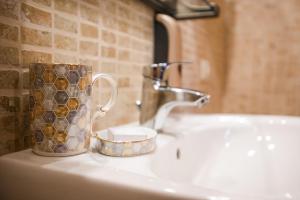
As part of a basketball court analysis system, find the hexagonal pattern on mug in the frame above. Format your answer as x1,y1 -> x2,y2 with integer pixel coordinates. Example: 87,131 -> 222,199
67,71 -> 80,84
55,77 -> 69,90
54,105 -> 69,118
54,91 -> 69,104
43,70 -> 57,83
54,118 -> 69,132
67,98 -> 79,110
42,124 -> 56,138
30,63 -> 93,155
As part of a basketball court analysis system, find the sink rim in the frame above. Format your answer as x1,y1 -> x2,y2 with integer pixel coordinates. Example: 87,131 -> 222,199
1,113 -> 299,200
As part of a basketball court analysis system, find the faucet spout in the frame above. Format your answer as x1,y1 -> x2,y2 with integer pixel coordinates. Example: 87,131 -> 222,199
138,62 -> 210,131
152,86 -> 210,130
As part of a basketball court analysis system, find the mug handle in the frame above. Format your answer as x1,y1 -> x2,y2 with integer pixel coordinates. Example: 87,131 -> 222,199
91,73 -> 118,133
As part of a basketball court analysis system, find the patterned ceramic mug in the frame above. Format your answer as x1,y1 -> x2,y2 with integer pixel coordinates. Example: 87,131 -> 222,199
29,63 -> 117,156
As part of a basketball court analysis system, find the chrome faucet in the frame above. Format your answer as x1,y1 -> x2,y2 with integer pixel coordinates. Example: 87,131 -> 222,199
137,62 -> 210,131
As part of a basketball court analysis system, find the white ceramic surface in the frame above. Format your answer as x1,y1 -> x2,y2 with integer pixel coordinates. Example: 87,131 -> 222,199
0,114 -> 299,200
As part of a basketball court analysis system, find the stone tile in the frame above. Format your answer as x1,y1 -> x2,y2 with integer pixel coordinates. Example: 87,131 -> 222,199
21,3 -> 51,27
54,53 -> 78,64
21,26 -> 51,47
0,115 -> 18,134
54,0 -> 77,15
117,4 -> 130,19
80,4 -> 99,24
101,46 -> 116,58
22,94 -> 29,112
100,61 -> 117,73
80,41 -> 98,56
118,20 -> 129,33
119,0 -> 131,6
0,96 -> 20,112
23,135 -> 32,149
33,0 -> 51,7
0,0 -> 19,19
118,49 -> 130,61
0,0 -> 156,156
80,23 -> 98,38
23,71 -> 29,89
0,23 -> 18,41
21,50 -> 52,64
0,46 -> 19,65
117,77 -> 130,88
54,34 -> 77,51
83,0 -> 100,7
102,0 -> 116,15
117,35 -> 130,48
79,58 -> 98,69
0,139 -> 15,156
102,15 -> 117,29
54,14 -> 78,33
101,30 -> 116,44
0,70 -> 19,89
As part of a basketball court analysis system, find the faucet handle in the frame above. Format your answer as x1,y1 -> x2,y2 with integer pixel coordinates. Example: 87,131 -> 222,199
143,61 -> 191,83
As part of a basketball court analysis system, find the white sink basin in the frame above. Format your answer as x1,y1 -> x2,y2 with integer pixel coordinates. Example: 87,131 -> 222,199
152,114 -> 300,200
0,114 -> 299,200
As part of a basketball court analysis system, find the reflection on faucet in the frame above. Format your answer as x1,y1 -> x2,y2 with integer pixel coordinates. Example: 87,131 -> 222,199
138,62 -> 210,130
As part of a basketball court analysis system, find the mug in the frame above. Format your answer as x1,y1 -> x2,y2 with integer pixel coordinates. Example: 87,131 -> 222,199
29,63 -> 117,156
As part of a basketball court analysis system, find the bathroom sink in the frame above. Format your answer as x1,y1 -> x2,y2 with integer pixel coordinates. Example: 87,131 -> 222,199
152,114 -> 300,200
0,114 -> 299,200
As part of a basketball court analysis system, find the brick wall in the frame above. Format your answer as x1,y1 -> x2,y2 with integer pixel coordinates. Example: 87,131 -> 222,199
178,0 -> 226,113
0,0 -> 154,155
222,0 -> 300,115
1,0 -> 299,155
178,0 -> 300,116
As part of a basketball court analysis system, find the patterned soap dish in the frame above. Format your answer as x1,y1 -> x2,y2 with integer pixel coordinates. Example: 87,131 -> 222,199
95,126 -> 157,157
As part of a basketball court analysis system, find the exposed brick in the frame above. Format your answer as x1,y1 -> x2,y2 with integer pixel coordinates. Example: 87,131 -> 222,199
117,5 -> 130,19
0,0 -> 19,19
0,96 -> 20,112
0,46 -> 19,64
0,0 -> 155,156
100,61 -> 117,73
79,58 -> 98,69
117,77 -> 130,88
32,0 -> 51,7
0,115 -> 18,134
118,20 -> 129,33
80,23 -> 98,38
54,34 -> 77,51
102,15 -> 117,29
21,50 -> 52,64
0,70 -> 19,89
80,41 -> 98,56
83,0 -> 100,7
101,46 -> 116,58
23,71 -> 29,89
102,0 -> 116,15
80,4 -> 99,23
21,3 -> 51,27
118,49 -> 130,61
21,26 -> 51,47
0,23 -> 18,41
54,14 -> 77,33
118,35 -> 130,48
101,30 -> 116,44
22,94 -> 29,112
54,53 -> 77,64
54,0 -> 77,15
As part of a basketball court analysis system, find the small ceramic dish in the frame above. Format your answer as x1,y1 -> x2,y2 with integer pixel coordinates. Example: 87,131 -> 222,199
95,126 -> 157,157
